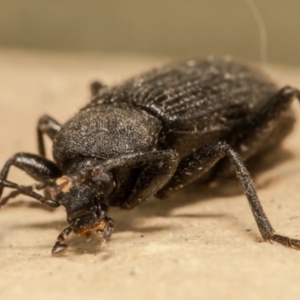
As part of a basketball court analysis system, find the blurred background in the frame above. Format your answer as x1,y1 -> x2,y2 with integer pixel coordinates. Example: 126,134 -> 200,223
0,0 -> 299,66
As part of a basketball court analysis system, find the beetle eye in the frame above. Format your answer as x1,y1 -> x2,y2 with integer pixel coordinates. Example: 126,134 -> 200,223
94,172 -> 116,196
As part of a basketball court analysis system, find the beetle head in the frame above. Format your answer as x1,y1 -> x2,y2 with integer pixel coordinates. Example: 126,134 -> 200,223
48,174 -> 115,239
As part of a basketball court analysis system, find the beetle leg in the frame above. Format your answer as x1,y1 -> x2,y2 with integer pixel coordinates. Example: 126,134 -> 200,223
89,150 -> 179,177
51,226 -> 73,256
0,181 -> 47,205
0,152 -> 62,199
96,216 -> 114,245
157,142 -> 234,197
57,151 -> 178,209
157,141 -> 300,249
37,114 -> 61,157
0,179 -> 59,207
112,151 -> 179,209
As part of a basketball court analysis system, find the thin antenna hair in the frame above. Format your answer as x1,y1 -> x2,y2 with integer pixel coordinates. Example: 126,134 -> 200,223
244,0 -> 268,68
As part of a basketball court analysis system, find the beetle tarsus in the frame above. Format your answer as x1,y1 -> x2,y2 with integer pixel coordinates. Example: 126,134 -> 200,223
102,216 -> 114,242
265,234 -> 300,250
51,226 -> 73,256
96,216 -> 114,245
51,242 -> 68,256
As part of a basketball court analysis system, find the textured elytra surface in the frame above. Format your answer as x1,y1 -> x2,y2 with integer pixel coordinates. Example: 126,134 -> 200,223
89,57 -> 278,121
85,57 -> 293,161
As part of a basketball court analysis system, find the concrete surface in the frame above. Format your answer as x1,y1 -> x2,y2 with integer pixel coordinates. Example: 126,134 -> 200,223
0,49 -> 300,300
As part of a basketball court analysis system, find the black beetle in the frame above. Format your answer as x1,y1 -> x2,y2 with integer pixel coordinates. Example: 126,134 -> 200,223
1,57 -> 300,256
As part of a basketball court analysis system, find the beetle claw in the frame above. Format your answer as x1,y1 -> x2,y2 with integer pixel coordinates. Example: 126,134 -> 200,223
85,231 -> 92,242
51,242 -> 68,256
51,226 -> 73,256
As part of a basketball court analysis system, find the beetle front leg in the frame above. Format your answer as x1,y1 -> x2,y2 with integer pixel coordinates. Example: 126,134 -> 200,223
37,115 -> 61,157
0,152 -> 62,199
113,151 -> 180,209
51,226 -> 73,256
0,179 -> 59,208
122,163 -> 178,209
62,151 -> 179,209
157,141 -> 300,249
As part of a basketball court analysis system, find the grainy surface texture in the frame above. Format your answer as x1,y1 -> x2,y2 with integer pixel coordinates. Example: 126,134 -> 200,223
0,49 -> 300,300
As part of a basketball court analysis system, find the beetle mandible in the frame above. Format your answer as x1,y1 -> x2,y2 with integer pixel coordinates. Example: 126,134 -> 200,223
1,57 -> 300,256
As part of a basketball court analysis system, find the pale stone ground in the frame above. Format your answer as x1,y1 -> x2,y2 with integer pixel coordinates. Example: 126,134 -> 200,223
0,49 -> 300,300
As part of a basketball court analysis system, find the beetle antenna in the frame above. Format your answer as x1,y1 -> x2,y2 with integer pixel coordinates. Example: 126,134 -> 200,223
244,0 -> 268,68
0,179 -> 59,208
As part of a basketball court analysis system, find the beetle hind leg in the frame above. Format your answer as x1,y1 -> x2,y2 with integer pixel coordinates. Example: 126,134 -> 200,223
266,234 -> 300,249
157,141 -> 300,250
156,86 -> 300,249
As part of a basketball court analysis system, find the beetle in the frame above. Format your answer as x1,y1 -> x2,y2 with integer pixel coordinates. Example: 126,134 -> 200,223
0,56 -> 300,256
